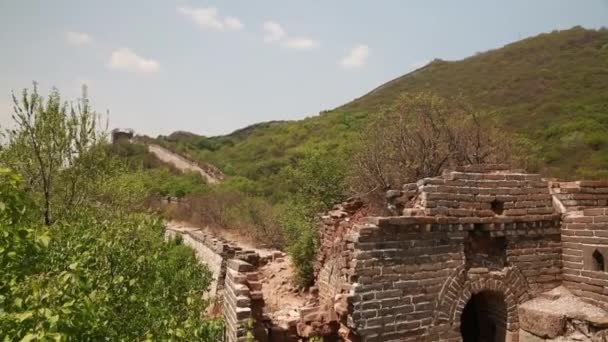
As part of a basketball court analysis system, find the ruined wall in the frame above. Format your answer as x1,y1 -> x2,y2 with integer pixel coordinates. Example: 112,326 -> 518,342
405,165 -> 554,218
550,180 -> 608,212
397,167 -> 563,294
347,217 -> 464,342
344,213 -> 560,342
222,259 -> 266,342
315,198 -> 363,305
165,226 -> 261,297
319,167 -> 568,341
506,227 -> 562,294
166,229 -> 225,295
561,208 -> 608,311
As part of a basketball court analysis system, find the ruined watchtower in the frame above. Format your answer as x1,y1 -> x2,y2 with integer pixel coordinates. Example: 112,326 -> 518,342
187,164 -> 607,341
312,164 -> 608,341
111,128 -> 134,144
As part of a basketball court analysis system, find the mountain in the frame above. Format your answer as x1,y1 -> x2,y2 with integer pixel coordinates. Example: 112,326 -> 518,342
157,26 -> 608,183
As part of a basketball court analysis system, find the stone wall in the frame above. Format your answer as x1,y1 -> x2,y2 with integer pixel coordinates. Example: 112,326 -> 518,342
315,198 -> 363,305
165,226 -> 261,297
346,217 -> 464,342
550,180 -> 608,212
397,165 -> 554,218
561,208 -> 608,311
313,166 -> 608,341
506,232 -> 562,294
344,213 -> 560,341
310,167 -> 575,341
223,259 -> 266,342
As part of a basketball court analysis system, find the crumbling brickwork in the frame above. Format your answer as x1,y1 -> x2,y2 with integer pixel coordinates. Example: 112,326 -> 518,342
223,259 -> 266,342
345,214 -> 555,341
169,165 -> 608,342
550,180 -> 608,212
315,198 -> 363,305
165,226 -> 260,296
313,165 -> 607,341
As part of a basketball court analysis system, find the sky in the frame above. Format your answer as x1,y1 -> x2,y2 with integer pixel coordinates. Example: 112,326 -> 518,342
0,1 -> 607,137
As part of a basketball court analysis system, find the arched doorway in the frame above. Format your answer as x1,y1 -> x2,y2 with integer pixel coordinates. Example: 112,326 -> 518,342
460,291 -> 507,342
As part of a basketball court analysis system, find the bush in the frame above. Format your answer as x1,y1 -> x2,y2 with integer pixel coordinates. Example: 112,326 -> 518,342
0,172 -> 223,340
351,92 -> 519,207
279,200 -> 318,286
0,86 -> 223,340
279,149 -> 346,286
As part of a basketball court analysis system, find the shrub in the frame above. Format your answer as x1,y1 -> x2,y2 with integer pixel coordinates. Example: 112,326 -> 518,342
0,171 -> 223,340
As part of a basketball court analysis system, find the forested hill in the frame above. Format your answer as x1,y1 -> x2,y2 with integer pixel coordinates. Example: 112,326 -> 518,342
157,26 -> 608,183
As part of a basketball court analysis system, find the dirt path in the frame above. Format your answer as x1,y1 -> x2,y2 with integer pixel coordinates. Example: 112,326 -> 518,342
148,144 -> 222,184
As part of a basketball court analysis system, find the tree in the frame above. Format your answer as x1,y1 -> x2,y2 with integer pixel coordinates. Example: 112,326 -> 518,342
351,92 -> 517,205
1,84 -> 110,225
280,149 -> 346,286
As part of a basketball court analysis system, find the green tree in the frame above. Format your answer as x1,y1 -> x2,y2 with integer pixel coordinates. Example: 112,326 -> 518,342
2,84 -> 111,225
280,149 -> 346,286
0,86 -> 224,340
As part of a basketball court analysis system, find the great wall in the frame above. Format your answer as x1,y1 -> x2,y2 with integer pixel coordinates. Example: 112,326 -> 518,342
158,161 -> 608,341
110,131 -> 608,341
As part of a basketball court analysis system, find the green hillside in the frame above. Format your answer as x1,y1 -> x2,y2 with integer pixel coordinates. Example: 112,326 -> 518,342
157,26 -> 608,184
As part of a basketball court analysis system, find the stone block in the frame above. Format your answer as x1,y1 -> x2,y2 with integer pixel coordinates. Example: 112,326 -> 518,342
518,305 -> 565,339
227,259 -> 253,272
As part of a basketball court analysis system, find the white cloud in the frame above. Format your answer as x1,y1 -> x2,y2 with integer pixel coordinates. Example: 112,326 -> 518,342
66,31 -> 93,46
263,21 -> 318,50
177,6 -> 243,31
284,37 -> 319,50
340,45 -> 369,69
224,16 -> 243,30
263,21 -> 286,42
108,48 -> 160,74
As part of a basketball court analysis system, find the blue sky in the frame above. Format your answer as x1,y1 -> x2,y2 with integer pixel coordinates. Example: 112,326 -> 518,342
1,1 -> 607,136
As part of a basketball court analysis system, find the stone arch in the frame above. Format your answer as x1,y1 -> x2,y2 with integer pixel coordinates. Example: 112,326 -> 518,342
433,266 -> 531,332
450,267 -> 531,333
460,290 -> 508,342
433,265 -> 466,325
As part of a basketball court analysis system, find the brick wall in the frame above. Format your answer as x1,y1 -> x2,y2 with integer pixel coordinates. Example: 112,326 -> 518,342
550,181 -> 608,212
415,168 -> 554,218
315,199 -> 362,305
506,231 -> 562,294
165,227 -> 261,297
561,208 -> 608,311
346,217 -> 464,342
222,259 -> 265,342
344,214 -> 559,341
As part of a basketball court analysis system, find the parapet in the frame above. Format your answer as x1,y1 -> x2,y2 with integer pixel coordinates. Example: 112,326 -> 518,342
388,164 -> 556,220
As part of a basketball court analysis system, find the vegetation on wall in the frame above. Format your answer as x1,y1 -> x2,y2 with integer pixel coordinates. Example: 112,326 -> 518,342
350,92 -> 521,205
